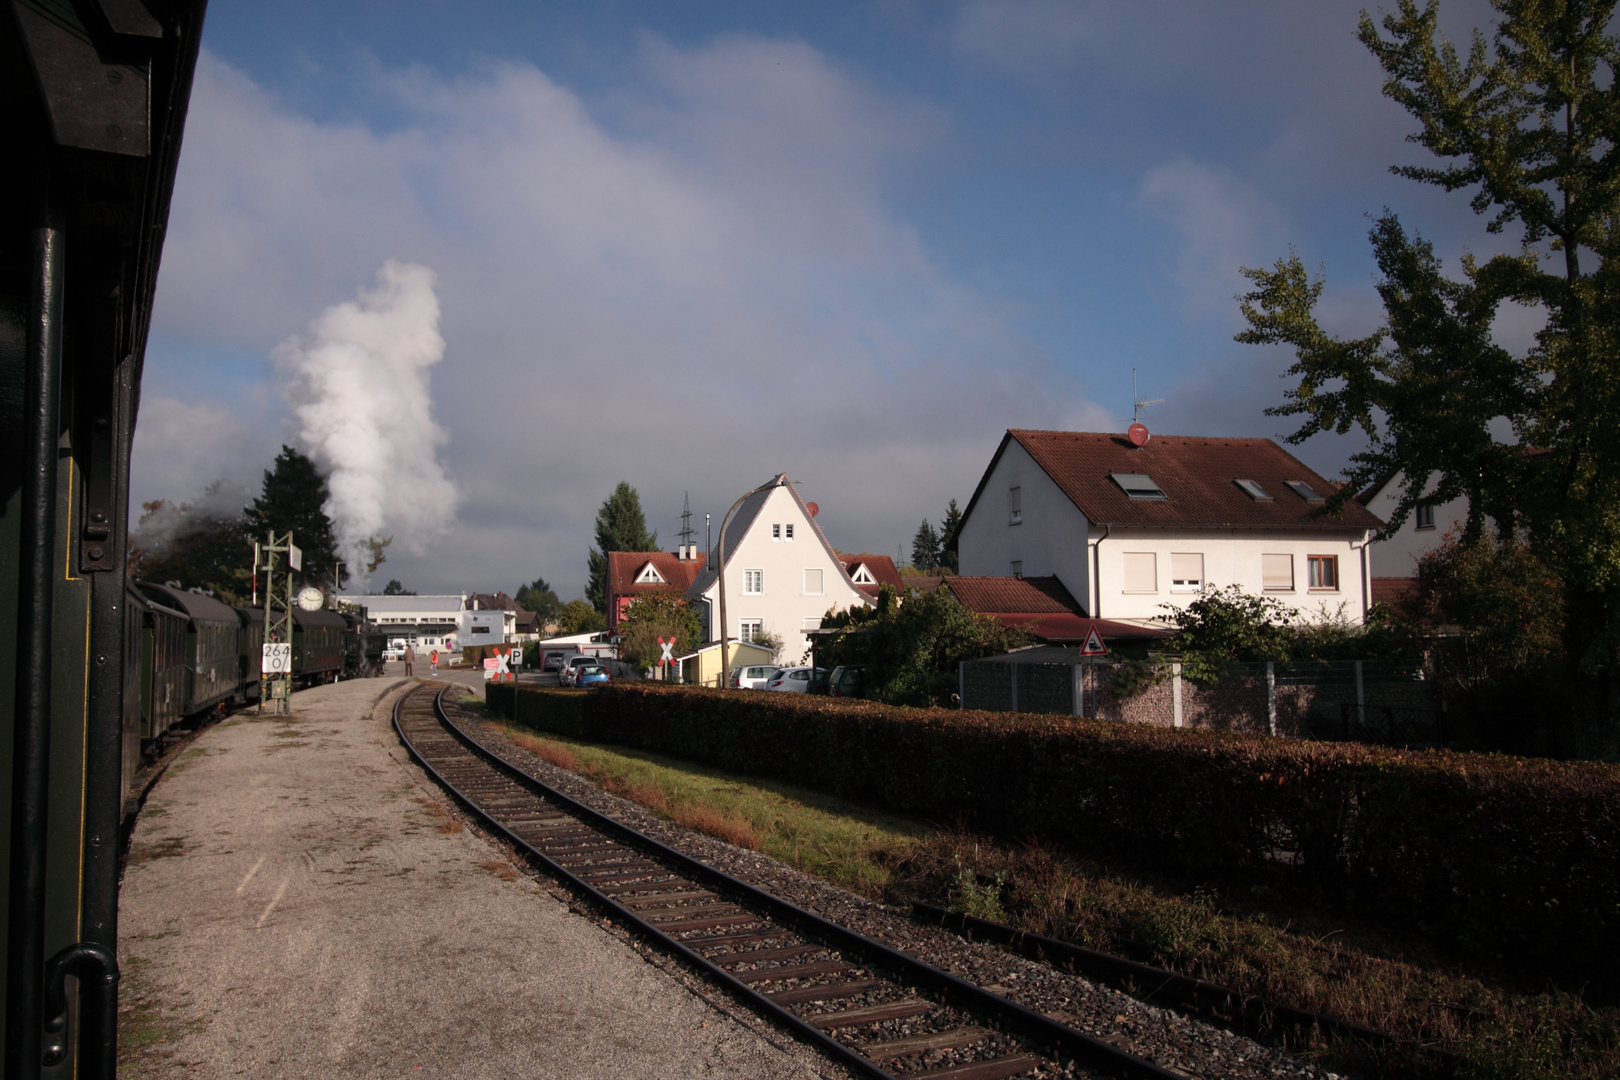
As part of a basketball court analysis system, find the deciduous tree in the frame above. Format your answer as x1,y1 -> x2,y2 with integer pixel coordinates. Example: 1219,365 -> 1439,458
617,593 -> 700,669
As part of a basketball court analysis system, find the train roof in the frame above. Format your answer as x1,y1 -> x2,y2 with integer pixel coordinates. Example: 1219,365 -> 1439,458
136,582 -> 241,624
293,607 -> 349,630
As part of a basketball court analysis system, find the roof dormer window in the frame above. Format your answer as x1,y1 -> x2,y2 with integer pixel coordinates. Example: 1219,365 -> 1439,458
1110,472 -> 1167,501
1285,480 -> 1325,503
851,565 -> 876,584
1234,479 -> 1273,501
634,562 -> 666,584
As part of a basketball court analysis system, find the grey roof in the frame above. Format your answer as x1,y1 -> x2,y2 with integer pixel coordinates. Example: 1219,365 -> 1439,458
338,594 -> 465,616
137,581 -> 240,624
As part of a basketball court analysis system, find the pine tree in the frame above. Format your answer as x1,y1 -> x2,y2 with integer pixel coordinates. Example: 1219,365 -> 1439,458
382,579 -> 416,596
911,519 -> 941,573
246,446 -> 342,589
516,576 -> 560,620
585,482 -> 658,613
938,498 -> 963,575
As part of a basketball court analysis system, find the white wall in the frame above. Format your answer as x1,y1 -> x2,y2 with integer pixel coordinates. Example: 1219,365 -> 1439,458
1097,528 -> 1371,624
695,485 -> 868,663
1364,471 -> 1468,578
958,439 -> 1093,608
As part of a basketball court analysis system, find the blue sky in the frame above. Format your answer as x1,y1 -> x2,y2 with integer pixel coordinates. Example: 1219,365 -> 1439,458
132,0 -> 1523,598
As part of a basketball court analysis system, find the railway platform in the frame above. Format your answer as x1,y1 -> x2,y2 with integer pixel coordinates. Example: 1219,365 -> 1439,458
116,677 -> 833,1079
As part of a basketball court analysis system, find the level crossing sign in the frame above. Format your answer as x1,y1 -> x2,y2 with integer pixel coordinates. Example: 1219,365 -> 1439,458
1080,624 -> 1108,656
483,653 -> 513,681
658,636 -> 675,664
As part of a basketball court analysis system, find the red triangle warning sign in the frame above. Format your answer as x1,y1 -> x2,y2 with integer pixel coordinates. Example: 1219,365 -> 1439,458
1080,624 -> 1108,656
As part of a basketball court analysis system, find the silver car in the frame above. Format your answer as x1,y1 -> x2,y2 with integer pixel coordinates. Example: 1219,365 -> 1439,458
766,666 -> 825,693
729,664 -> 779,690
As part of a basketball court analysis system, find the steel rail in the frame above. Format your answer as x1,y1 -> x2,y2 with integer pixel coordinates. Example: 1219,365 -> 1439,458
393,683 -> 1186,1080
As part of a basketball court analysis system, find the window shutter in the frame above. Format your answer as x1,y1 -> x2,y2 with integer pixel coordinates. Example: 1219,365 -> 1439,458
1262,554 -> 1293,591
1123,553 -> 1156,592
1170,553 -> 1203,587
803,568 -> 823,594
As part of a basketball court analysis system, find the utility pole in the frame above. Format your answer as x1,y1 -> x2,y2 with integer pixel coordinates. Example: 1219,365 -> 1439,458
260,531 -> 300,715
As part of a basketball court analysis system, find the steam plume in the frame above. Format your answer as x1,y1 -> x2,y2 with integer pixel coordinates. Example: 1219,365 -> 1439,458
275,261 -> 458,587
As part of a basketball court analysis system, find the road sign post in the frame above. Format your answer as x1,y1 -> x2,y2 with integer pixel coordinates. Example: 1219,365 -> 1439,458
260,531 -> 296,715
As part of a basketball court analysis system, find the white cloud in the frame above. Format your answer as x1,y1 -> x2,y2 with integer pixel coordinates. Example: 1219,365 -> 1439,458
1136,160 -> 1286,322
141,44 -> 1099,596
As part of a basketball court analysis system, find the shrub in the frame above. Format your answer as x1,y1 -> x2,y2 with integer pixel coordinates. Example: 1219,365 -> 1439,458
506,681 -> 1620,986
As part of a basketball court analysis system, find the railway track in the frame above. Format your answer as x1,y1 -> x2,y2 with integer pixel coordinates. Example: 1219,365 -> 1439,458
394,682 -> 1188,1080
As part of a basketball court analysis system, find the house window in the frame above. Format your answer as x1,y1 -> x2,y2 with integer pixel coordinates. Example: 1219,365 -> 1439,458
1123,552 -> 1156,592
851,565 -> 876,585
1262,553 -> 1294,592
740,619 -> 762,642
785,523 -> 794,540
802,617 -> 821,631
1170,553 -> 1203,592
1308,555 -> 1338,590
1415,502 -> 1436,530
1234,479 -> 1273,501
1011,560 -> 1023,578
634,562 -> 665,584
743,569 -> 763,594
803,568 -> 824,595
1008,486 -> 1022,525
772,524 -> 781,540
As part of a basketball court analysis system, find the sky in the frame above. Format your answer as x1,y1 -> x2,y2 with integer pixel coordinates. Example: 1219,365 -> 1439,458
130,0 -> 1526,599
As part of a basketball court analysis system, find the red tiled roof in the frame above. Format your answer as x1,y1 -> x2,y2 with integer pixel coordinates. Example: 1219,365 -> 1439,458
966,430 -> 1384,532
947,575 -> 1080,614
901,575 -> 946,593
607,551 -> 707,597
839,554 -> 905,598
989,613 -> 1172,641
1370,577 -> 1420,607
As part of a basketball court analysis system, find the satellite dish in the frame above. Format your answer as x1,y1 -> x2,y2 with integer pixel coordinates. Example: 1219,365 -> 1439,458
297,586 -> 325,612
806,502 -> 819,517
1127,423 -> 1150,447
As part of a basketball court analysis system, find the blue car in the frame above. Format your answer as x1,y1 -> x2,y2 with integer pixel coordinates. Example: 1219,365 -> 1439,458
577,664 -> 611,686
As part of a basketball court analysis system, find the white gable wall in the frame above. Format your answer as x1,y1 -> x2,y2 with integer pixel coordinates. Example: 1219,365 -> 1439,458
958,439 -> 1093,609
1364,471 -> 1469,578
694,485 -> 868,664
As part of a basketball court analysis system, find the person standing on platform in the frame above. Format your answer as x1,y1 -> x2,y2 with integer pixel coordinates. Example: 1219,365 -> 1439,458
430,649 -> 438,676
404,643 -> 415,677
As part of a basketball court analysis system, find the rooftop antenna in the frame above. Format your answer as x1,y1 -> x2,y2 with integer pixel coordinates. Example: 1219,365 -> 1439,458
1129,369 -> 1164,448
1132,368 -> 1164,424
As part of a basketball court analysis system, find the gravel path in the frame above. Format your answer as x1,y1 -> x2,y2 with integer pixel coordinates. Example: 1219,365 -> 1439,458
449,695 -> 1340,1080
117,678 -> 844,1080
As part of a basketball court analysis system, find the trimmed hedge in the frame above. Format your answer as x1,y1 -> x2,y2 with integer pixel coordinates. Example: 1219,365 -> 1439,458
503,682 -> 1620,983
484,681 -> 515,716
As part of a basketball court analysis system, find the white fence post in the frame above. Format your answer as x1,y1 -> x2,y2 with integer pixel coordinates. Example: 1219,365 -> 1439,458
1266,661 -> 1277,736
1172,662 -> 1183,728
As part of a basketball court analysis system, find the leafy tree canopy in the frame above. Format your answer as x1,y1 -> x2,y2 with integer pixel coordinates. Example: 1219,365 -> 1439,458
556,598 -> 606,635
130,485 -> 252,603
1237,0 -> 1620,713
382,579 -> 416,596
617,593 -> 701,669
515,576 -> 560,619
586,481 -> 658,613
817,585 -> 1031,707
246,446 -> 343,589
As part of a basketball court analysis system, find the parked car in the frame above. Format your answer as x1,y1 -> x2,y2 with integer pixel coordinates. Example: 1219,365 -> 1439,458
766,666 -> 825,693
827,665 -> 870,699
730,664 -> 780,690
577,664 -> 611,686
561,653 -> 609,686
541,649 -> 576,673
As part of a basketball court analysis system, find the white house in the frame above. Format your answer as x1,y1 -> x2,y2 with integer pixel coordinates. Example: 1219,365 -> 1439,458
685,474 -> 871,662
341,593 -> 464,652
1357,471 -> 1469,578
956,430 -> 1386,626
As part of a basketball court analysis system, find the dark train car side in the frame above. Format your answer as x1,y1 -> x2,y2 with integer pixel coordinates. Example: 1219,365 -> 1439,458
233,604 -> 265,703
137,582 -> 243,715
293,607 -> 347,685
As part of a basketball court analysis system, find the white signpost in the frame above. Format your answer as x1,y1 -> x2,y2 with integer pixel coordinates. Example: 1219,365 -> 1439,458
261,642 -> 292,675
287,543 -> 302,572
